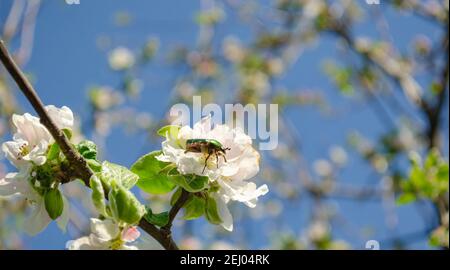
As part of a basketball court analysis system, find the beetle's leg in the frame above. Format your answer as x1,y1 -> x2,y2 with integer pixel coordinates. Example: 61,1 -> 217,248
216,151 -> 219,168
203,152 -> 212,174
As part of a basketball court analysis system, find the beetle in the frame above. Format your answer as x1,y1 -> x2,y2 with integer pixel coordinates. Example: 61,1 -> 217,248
185,139 -> 231,173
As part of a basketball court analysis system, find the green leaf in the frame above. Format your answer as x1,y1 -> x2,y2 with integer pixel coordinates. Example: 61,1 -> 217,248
131,151 -> 176,194
205,195 -> 222,225
109,184 -> 145,224
89,175 -> 108,217
144,207 -> 169,227
62,128 -> 72,140
170,188 -> 182,206
46,143 -> 60,161
401,150 -> 449,202
158,163 -> 178,175
428,226 -> 449,248
167,171 -> 209,193
183,195 -> 206,220
86,159 -> 102,173
157,125 -> 180,139
101,161 -> 139,189
44,189 -> 64,220
397,193 -> 416,205
76,140 -> 98,160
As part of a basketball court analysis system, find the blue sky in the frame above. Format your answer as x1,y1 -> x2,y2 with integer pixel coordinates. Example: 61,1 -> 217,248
0,0 -> 448,249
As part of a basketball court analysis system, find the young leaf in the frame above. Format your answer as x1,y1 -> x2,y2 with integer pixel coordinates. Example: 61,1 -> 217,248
183,195 -> 206,220
170,188 -> 182,206
167,172 -> 209,193
86,159 -> 102,173
157,125 -> 180,139
101,161 -> 139,189
144,207 -> 169,227
76,140 -> 98,160
396,193 -> 416,205
131,151 -> 176,194
62,128 -> 73,140
109,184 -> 145,224
44,189 -> 64,220
89,175 -> 108,217
205,195 -> 222,225
46,143 -> 60,161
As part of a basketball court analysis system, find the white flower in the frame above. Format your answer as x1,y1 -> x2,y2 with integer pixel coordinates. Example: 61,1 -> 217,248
223,36 -> 245,63
66,218 -> 140,250
307,221 -> 329,242
2,113 -> 51,168
0,105 -> 74,234
46,105 -> 74,130
157,115 -> 268,231
0,171 -> 70,235
108,47 -> 135,71
313,159 -> 333,177
1,105 -> 74,169
329,146 -> 348,167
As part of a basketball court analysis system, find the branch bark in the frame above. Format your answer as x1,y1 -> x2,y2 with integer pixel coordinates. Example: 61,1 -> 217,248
0,39 -> 187,250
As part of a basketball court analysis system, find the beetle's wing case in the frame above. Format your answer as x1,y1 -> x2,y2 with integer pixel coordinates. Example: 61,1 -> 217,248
208,139 -> 223,148
186,139 -> 206,144
185,142 -> 203,152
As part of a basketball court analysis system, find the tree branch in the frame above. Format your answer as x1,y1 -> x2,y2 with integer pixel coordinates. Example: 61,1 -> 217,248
0,39 -> 92,183
162,189 -> 191,232
0,39 -> 185,250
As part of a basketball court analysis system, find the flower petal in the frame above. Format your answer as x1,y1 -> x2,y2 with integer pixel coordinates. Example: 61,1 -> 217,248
219,180 -> 268,208
45,105 -> 74,130
66,237 -> 100,250
56,194 -> 70,232
213,193 -> 233,232
122,226 -> 140,242
120,244 -> 139,250
90,218 -> 120,241
24,198 -> 52,236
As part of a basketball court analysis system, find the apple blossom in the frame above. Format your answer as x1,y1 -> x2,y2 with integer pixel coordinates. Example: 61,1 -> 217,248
66,218 -> 140,250
45,105 -> 74,130
0,105 -> 74,235
1,105 -> 74,169
0,171 -> 70,235
156,115 -> 268,231
2,113 -> 51,168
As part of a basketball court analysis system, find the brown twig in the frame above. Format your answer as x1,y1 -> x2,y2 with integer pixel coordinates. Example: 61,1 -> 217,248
162,189 -> 191,231
0,39 -> 188,250
0,40 -> 92,182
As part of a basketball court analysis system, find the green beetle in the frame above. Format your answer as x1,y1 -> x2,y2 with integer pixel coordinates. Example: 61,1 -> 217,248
185,139 -> 231,173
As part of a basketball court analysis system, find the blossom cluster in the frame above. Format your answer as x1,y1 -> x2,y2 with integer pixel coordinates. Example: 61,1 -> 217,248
1,106 -> 269,249
0,106 -> 73,235
155,115 -> 268,231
